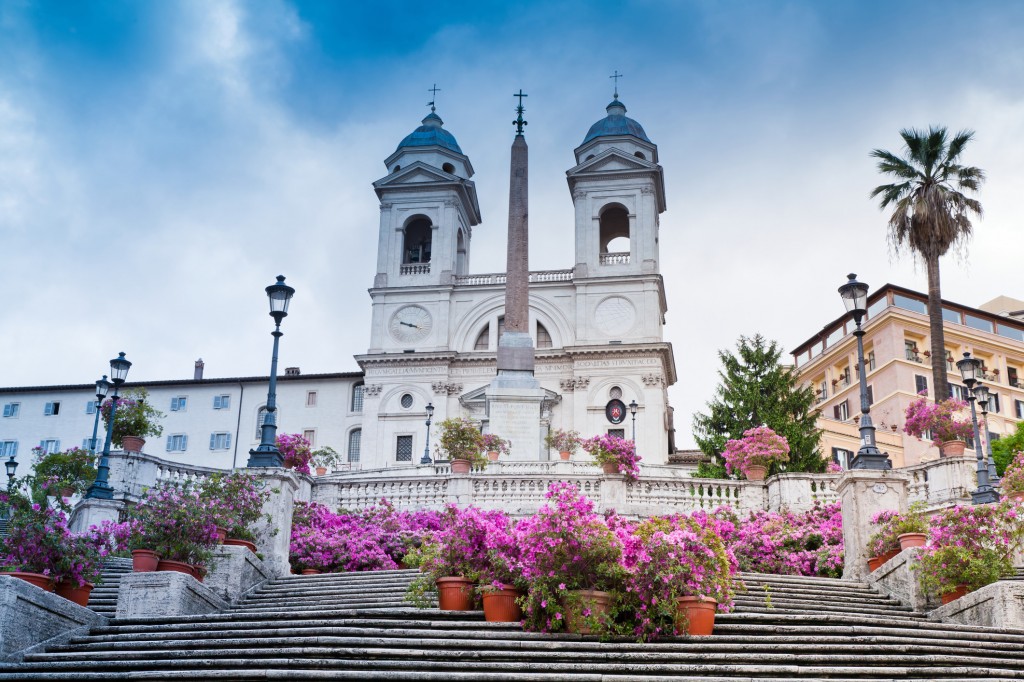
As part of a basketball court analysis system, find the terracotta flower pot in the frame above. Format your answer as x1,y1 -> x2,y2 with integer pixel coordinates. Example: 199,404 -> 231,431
881,548 -> 901,565
436,577 -> 475,611
867,556 -> 884,572
942,584 -> 970,604
450,458 -> 472,474
745,465 -> 768,482
121,435 -> 146,453
562,589 -> 612,635
487,451 -> 500,462
559,451 -> 571,460
223,538 -> 258,553
481,585 -> 523,622
55,580 -> 94,607
215,527 -> 228,544
131,549 -> 160,572
60,487 -> 75,498
676,596 -> 717,636
301,569 -> 321,575
315,466 -> 328,476
939,440 -> 966,457
601,462 -> 619,475
10,572 -> 55,592
898,532 -> 927,550
191,566 -> 207,582
156,559 -> 194,575
1009,491 -> 1024,503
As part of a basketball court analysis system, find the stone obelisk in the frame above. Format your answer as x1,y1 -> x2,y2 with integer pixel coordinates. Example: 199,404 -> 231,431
487,91 -> 546,460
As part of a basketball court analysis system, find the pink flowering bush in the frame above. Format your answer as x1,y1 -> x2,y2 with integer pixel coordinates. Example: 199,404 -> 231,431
918,501 -> 1024,596
721,426 -> 790,479
728,502 -> 844,577
198,472 -> 271,541
480,434 -> 510,457
123,483 -> 220,566
582,434 -> 642,483
276,433 -> 313,474
1001,451 -> 1024,494
903,395 -> 973,446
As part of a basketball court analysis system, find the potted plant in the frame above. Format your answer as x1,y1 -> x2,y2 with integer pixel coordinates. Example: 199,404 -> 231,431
434,418 -> 485,473
31,447 -> 97,498
132,483 -> 219,575
480,434 -> 509,462
581,434 -> 641,483
865,510 -> 902,571
100,388 -> 164,452
516,483 -> 625,635
310,446 -> 341,476
903,395 -> 973,456
276,433 -> 314,474
627,515 -> 737,637
893,502 -> 929,550
0,491 -> 69,592
721,426 -> 790,482
1001,451 -> 1024,502
198,472 -> 270,553
54,533 -> 106,607
544,429 -> 581,460
478,520 -> 527,622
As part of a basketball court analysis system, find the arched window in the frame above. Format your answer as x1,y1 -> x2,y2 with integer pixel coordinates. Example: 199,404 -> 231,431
403,217 -> 432,264
537,322 -> 553,348
351,382 -> 364,412
348,429 -> 361,463
456,229 -> 467,275
634,151 -> 646,160
474,324 -> 489,350
255,407 -> 270,439
599,204 -> 630,255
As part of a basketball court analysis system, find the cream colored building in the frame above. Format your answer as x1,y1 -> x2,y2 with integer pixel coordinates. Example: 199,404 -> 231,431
792,286 -> 1024,468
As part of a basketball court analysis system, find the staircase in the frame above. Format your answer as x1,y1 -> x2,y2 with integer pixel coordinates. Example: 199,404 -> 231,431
3,569 -> 1024,680
85,558 -> 133,618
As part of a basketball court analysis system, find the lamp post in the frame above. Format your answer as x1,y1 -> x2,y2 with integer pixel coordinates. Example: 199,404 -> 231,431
837,274 -> 891,470
89,376 -> 111,453
248,275 -> 296,468
956,352 -> 999,504
5,454 -> 17,491
629,400 -> 638,442
86,352 -> 132,499
421,402 -> 435,465
970,383 -> 1000,487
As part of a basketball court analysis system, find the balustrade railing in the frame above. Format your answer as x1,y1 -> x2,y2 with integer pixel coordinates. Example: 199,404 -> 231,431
400,263 -> 430,275
599,252 -> 630,265
453,269 -> 574,286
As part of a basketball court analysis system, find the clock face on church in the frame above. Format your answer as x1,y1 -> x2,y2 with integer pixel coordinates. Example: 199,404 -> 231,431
389,305 -> 433,343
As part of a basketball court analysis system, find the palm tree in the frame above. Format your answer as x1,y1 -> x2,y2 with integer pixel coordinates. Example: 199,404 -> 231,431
870,127 -> 985,402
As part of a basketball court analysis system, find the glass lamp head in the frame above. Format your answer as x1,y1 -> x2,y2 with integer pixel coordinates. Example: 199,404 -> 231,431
425,402 -> 435,418
972,383 -> 990,409
956,352 -> 981,386
266,275 -> 296,320
95,375 -> 111,400
629,400 -> 638,415
109,352 -> 132,385
5,455 -> 17,478
838,273 -> 869,315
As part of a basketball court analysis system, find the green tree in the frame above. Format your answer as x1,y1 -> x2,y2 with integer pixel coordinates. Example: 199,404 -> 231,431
871,127 -> 985,402
992,421 -> 1024,476
692,334 -> 823,476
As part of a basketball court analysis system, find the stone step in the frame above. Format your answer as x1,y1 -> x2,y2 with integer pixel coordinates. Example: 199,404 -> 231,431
736,581 -> 883,599
232,601 -> 412,613
731,590 -> 905,609
245,586 -> 412,600
731,602 -> 925,619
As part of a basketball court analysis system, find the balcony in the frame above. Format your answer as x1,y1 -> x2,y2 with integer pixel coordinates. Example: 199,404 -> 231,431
1011,378 -> 1022,389
400,263 -> 430,275
905,350 -> 923,363
600,252 -> 630,265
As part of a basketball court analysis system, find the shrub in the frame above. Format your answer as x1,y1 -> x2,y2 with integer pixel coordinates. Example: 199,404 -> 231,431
903,395 -> 973,446
100,388 -> 164,447
544,429 -> 582,454
581,434 -> 641,483
1001,451 -> 1024,494
721,426 -> 790,479
198,472 -> 270,541
31,447 -> 97,497
276,433 -> 313,474
480,434 -> 509,457
435,418 -> 485,465
124,483 -> 219,566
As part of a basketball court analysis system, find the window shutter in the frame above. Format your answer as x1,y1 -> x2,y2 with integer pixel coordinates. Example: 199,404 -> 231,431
225,433 -> 231,449
181,435 -> 188,450
866,385 -> 874,405
210,434 -> 216,450
166,436 -> 172,451
833,405 -> 840,419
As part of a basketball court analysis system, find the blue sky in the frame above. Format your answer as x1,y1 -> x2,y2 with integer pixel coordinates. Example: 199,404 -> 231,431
3,0 -> 1023,448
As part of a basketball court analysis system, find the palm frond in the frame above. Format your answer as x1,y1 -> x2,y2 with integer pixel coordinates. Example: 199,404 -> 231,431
945,130 -> 976,164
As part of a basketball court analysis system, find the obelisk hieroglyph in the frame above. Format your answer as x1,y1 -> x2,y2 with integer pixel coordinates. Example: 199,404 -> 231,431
486,91 -> 547,460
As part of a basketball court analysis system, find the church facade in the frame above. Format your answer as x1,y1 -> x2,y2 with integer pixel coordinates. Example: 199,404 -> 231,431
0,97 -> 679,470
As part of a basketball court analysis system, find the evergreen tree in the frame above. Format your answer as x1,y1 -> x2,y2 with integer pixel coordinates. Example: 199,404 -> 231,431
692,334 -> 823,476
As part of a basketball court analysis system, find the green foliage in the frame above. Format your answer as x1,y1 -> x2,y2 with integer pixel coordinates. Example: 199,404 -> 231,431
692,334 -> 823,475
691,460 -> 728,479
30,447 -> 97,497
435,417 -> 485,465
992,421 -> 1024,476
101,388 -> 165,447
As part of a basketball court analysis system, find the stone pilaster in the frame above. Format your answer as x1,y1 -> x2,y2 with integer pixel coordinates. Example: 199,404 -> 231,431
68,498 -> 123,534
837,469 -> 909,581
239,468 -> 303,577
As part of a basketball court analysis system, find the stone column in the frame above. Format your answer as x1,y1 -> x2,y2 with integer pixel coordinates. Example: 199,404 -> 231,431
837,470 -> 909,581
239,468 -> 302,577
68,498 -> 123,533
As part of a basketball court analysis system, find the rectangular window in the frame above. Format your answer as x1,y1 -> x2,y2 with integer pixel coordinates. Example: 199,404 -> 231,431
348,429 -> 362,463
988,393 -> 1001,414
825,326 -> 844,348
213,395 -> 231,410
942,307 -> 962,325
996,323 -> 1024,342
867,350 -> 876,372
915,375 -> 928,395
166,434 -> 188,452
867,296 -> 888,320
893,294 -> 927,315
608,428 -> 625,439
866,385 -> 874,405
170,396 -> 188,412
1008,367 -> 1020,388
85,401 -> 96,415
44,401 -> 60,416
949,384 -> 967,401
306,391 -> 318,408
0,441 -> 16,457
38,439 -> 60,455
1015,400 -> 1024,419
2,403 -> 20,418
834,401 -> 850,421
209,432 -> 231,450
351,385 -> 364,413
832,447 -> 854,470
964,314 -> 994,334
396,435 -> 413,462
904,341 -> 921,362
303,429 -> 316,447
81,437 -> 99,450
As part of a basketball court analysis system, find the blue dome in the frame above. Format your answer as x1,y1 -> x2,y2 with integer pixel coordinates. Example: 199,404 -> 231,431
582,100 -> 651,145
397,113 -> 463,154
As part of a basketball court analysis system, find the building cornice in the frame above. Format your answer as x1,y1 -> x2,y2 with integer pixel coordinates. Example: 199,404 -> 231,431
0,371 -> 364,395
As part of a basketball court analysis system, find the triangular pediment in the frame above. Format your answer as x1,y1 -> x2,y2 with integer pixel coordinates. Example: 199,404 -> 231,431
374,161 -> 456,187
567,148 -> 656,176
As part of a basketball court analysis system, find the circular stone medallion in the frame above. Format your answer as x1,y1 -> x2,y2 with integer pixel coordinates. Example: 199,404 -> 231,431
594,297 -> 637,336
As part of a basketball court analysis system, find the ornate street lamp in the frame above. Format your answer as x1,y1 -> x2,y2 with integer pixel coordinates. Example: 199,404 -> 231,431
86,352 -> 131,499
5,454 -> 17,490
248,276 -> 296,467
629,400 -> 638,442
837,274 -> 890,469
421,402 -> 435,465
88,376 -> 111,453
956,352 -> 999,504
971,384 -> 1000,486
